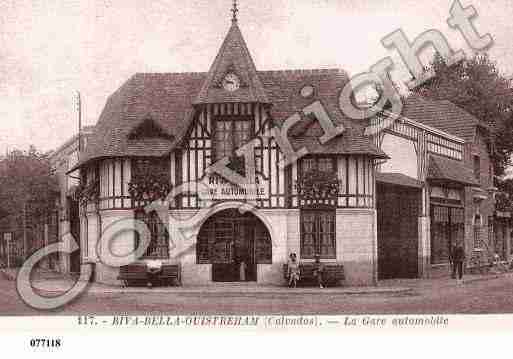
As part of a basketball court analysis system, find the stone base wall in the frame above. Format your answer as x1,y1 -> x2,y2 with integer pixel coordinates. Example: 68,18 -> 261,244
94,261 -> 123,285
89,205 -> 379,287
181,264 -> 211,285
258,264 -> 285,285
336,209 -> 377,286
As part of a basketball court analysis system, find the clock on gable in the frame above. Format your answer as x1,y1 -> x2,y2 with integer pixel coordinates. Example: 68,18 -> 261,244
222,73 -> 240,92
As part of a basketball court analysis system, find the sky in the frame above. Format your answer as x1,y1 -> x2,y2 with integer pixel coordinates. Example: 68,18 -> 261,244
1,0 -> 513,155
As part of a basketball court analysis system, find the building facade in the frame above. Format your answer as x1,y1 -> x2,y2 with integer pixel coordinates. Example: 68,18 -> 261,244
69,15 -> 389,286
58,11 -> 505,286
374,96 -> 505,279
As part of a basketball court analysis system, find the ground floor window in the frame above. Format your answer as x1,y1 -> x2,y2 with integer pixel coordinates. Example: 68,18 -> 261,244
511,230 -> 513,256
493,219 -> 507,260
473,214 -> 483,250
134,210 -> 169,259
430,205 -> 464,264
300,210 -> 336,259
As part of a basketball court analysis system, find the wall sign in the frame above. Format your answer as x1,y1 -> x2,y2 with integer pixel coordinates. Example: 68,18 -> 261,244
200,174 -> 269,201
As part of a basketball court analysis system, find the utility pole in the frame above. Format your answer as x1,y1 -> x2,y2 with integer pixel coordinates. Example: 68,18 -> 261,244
4,233 -> 12,268
6,238 -> 10,268
76,91 -> 82,154
23,201 -> 28,261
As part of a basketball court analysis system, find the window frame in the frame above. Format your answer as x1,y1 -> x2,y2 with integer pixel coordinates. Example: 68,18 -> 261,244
299,156 -> 337,177
212,115 -> 254,161
473,213 -> 483,250
134,210 -> 170,260
300,209 -> 336,260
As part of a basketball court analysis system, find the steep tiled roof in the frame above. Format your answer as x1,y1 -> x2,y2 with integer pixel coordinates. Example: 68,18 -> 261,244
402,96 -> 479,142
73,69 -> 387,170
77,73 -> 205,166
194,22 -> 269,104
428,155 -> 478,186
259,69 -> 387,158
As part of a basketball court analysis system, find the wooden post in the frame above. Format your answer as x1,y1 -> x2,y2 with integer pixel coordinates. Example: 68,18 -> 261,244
77,91 -> 82,154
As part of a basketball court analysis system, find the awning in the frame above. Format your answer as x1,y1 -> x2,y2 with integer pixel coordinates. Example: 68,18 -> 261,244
427,155 -> 478,186
376,172 -> 423,189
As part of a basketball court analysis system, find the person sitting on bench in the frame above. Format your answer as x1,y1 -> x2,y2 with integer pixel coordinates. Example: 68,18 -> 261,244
313,254 -> 325,288
287,253 -> 300,288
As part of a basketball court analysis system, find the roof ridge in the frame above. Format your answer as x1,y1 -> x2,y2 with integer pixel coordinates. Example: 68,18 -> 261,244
258,68 -> 347,75
133,72 -> 207,77
129,69 -> 349,78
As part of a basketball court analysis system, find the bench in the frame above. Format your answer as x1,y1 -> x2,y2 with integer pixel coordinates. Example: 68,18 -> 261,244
283,262 -> 345,287
118,263 -> 181,287
159,263 -> 181,286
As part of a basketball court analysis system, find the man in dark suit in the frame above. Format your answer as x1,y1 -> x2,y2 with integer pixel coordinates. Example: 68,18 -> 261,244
450,241 -> 465,281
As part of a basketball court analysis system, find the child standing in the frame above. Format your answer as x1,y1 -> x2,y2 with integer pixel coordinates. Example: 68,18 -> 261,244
287,253 -> 300,288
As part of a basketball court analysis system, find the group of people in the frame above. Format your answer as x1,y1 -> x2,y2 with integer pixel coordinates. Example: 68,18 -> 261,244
286,241 -> 467,288
287,253 -> 325,288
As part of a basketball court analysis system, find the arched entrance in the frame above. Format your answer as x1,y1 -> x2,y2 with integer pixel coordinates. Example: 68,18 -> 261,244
197,209 -> 272,282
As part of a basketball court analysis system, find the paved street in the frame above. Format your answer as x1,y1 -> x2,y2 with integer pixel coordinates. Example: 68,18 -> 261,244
1,273 -> 513,315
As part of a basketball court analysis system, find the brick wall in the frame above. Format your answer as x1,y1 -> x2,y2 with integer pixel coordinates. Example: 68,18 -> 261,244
463,127 -> 495,265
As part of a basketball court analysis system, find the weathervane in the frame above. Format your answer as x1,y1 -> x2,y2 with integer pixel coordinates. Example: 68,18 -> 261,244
231,0 -> 239,23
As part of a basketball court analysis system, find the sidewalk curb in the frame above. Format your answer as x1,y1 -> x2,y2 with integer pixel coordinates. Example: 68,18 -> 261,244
30,283 -> 414,296
17,271 -> 511,296
463,273 -> 507,284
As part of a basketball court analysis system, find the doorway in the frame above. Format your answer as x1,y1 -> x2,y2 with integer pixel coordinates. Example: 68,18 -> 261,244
68,196 -> 81,273
197,209 -> 272,282
377,183 -> 420,279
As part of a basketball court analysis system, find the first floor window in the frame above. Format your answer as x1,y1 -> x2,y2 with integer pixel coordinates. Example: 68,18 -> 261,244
300,156 -> 335,175
300,210 -> 336,259
214,116 -> 252,161
135,210 -> 169,259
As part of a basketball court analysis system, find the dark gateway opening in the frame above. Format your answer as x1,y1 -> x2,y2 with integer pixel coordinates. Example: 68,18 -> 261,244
197,209 -> 272,282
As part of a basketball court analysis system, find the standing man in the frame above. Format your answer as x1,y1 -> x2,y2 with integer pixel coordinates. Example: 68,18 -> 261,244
313,254 -> 325,288
452,240 -> 466,282
449,243 -> 457,279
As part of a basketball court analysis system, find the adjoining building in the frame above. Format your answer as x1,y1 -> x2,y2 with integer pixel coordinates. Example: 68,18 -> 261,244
48,126 -> 95,273
373,96 -> 505,279
58,7 -> 506,286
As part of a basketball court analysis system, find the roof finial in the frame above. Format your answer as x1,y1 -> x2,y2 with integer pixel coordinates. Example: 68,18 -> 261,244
231,0 -> 239,23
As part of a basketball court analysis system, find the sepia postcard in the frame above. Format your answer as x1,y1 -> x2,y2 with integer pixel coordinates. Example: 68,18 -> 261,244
1,0 -> 513,355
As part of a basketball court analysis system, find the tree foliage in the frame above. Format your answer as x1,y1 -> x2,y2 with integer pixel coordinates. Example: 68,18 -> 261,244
0,146 -> 59,220
413,53 -> 513,177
